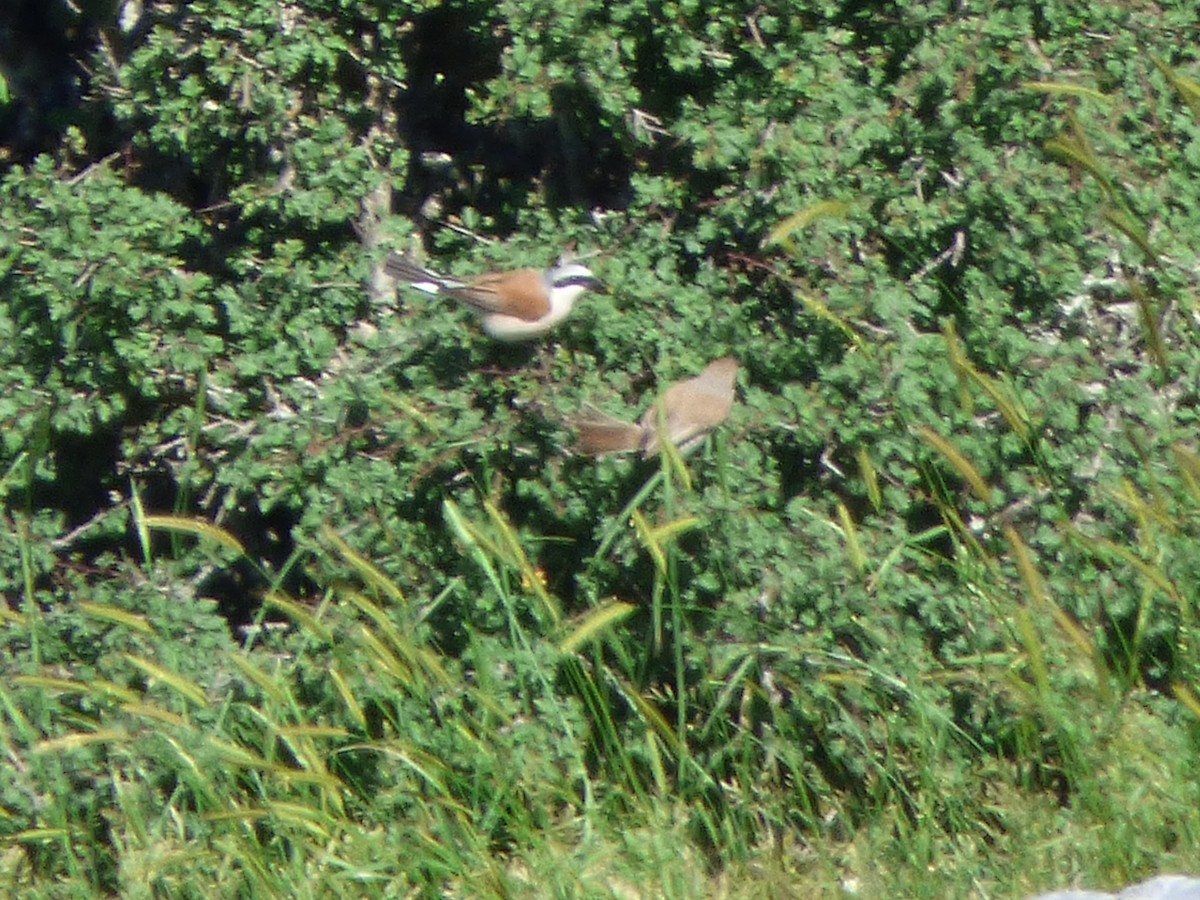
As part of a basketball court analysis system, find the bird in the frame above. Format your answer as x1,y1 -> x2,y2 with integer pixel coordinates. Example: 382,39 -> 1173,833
576,357 -> 740,457
384,252 -> 607,341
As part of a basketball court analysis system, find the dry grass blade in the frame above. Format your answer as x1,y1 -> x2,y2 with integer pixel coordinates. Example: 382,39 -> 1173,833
122,654 -> 210,708
263,593 -> 334,644
1151,56 -> 1200,118
141,515 -> 246,556
345,591 -> 451,689
119,701 -> 191,729
835,500 -> 866,575
226,652 -> 292,706
1044,132 -> 1116,200
632,509 -> 667,575
1169,444 -> 1200,504
14,675 -> 139,704
916,426 -> 993,504
485,500 -> 560,625
35,729 -> 129,753
323,526 -> 405,606
329,668 -> 367,730
1004,525 -> 1095,658
78,601 -> 155,635
1173,684 -> 1200,721
1020,81 -> 1111,102
764,199 -> 849,250
1129,280 -> 1168,368
858,446 -> 882,513
558,601 -> 636,655
793,290 -> 867,351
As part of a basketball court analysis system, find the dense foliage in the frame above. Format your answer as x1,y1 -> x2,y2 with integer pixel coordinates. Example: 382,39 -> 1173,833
2,0 -> 1199,895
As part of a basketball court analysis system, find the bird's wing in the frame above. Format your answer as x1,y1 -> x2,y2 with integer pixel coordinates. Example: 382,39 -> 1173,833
640,359 -> 739,456
445,269 -> 551,321
639,397 -> 711,456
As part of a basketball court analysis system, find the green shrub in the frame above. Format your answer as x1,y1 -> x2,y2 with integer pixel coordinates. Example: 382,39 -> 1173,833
1,0 -> 1199,895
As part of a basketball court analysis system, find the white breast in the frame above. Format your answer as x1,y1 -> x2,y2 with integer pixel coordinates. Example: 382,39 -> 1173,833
480,285 -> 584,341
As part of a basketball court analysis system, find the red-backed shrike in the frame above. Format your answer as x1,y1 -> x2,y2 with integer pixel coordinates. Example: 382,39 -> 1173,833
384,252 -> 606,341
576,357 -> 739,457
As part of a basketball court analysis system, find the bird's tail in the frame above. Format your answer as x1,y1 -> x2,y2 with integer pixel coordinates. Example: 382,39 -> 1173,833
384,253 -> 444,293
575,406 -> 646,455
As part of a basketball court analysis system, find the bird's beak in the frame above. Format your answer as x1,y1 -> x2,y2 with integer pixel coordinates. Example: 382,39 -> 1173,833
587,277 -> 609,295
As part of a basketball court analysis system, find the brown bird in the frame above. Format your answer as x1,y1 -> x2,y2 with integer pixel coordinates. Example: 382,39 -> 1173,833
576,357 -> 739,457
384,252 -> 606,341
